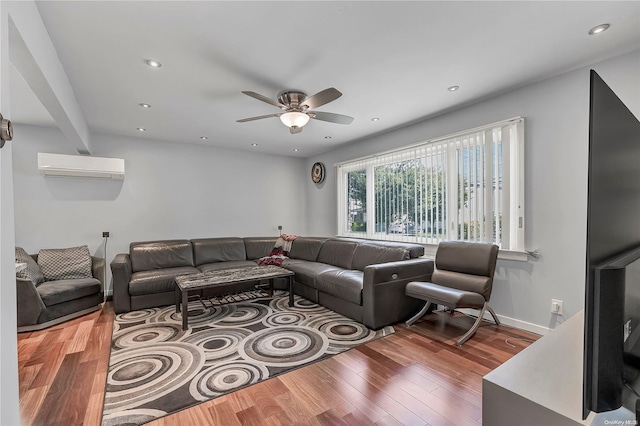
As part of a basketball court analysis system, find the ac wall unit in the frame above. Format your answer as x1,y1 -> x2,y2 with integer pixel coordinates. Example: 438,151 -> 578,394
37,153 -> 125,180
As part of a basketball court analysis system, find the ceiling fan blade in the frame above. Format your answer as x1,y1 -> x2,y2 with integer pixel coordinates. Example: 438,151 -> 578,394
236,113 -> 282,123
311,111 -> 354,125
241,91 -> 285,109
300,88 -> 342,110
290,126 -> 303,134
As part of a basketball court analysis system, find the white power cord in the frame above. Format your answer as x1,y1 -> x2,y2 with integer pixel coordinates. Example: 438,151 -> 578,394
103,235 -> 109,303
505,337 -> 536,348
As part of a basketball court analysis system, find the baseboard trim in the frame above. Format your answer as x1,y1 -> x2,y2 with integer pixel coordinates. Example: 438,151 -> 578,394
458,308 -> 550,336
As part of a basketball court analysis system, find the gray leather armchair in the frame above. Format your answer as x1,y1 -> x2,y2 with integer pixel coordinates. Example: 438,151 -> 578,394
17,255 -> 104,332
405,241 -> 500,346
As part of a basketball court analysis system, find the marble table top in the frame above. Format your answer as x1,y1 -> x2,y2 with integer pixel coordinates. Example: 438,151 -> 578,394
175,265 -> 294,290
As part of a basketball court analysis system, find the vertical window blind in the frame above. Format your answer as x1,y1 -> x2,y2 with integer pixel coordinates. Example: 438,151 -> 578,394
336,117 -> 525,252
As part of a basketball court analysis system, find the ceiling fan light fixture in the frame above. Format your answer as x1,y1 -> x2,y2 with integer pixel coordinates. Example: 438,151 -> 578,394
280,112 -> 310,128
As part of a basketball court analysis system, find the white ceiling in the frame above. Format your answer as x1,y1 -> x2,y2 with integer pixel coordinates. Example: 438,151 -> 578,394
10,1 -> 640,158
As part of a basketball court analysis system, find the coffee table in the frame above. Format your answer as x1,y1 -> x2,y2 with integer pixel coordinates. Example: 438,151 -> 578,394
174,265 -> 295,330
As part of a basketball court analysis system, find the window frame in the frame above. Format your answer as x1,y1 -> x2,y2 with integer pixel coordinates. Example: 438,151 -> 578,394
336,117 -> 525,256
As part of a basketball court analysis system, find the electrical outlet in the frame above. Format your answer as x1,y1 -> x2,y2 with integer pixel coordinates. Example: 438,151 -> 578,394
102,231 -> 110,238
277,225 -> 282,231
551,299 -> 563,315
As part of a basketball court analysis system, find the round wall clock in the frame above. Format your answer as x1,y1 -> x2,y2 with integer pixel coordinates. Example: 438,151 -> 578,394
311,162 -> 326,184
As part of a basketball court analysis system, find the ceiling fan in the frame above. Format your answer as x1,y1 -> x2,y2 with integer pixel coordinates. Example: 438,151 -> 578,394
237,88 -> 354,134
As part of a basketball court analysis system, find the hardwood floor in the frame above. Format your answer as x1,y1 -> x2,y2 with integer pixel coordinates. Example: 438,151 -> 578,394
17,303 -> 538,426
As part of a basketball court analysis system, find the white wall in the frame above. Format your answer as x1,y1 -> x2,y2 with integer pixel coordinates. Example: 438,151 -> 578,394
0,2 -> 20,424
303,50 -> 640,333
13,127 -> 308,293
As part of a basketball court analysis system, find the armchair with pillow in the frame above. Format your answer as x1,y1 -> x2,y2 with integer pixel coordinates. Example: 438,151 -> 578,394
16,245 -> 104,332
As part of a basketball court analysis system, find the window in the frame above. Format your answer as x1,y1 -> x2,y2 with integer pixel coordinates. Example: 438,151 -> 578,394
337,117 -> 525,252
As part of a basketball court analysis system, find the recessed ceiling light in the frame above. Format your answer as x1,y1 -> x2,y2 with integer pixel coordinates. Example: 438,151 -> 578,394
293,148 -> 299,152
371,118 -> 380,122
200,136 -> 208,140
448,85 -> 460,92
325,136 -> 332,139
251,143 -> 258,146
588,24 -> 610,35
144,59 -> 162,68
139,103 -> 151,108
137,127 -> 146,132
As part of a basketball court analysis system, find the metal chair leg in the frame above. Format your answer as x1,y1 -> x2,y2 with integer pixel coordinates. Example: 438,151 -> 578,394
406,301 -> 433,326
456,303 -> 501,346
456,303 -> 488,346
486,305 -> 501,325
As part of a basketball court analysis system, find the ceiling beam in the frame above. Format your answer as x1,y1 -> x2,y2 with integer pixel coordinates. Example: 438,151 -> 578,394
7,1 -> 91,154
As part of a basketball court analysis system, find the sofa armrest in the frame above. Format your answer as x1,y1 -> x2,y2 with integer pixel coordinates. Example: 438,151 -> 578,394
362,258 -> 435,329
111,253 -> 132,313
91,256 -> 106,292
16,278 -> 46,327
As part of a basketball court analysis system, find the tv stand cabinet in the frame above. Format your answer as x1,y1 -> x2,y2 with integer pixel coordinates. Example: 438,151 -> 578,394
482,310 -> 634,425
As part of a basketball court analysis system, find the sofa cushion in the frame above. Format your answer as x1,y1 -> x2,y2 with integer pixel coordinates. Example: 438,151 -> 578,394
37,277 -> 101,306
315,269 -> 363,305
372,240 -> 424,258
280,259 -> 340,288
336,237 -> 425,259
351,244 -> 409,271
38,292 -> 103,324
191,238 -> 246,266
431,269 -> 493,301
129,266 -> 199,295
435,241 -> 498,277
288,237 -> 328,261
130,240 -> 194,272
244,237 -> 278,260
198,260 -> 258,273
316,240 -> 358,269
38,245 -> 92,281
15,247 -> 45,286
405,280 -> 486,308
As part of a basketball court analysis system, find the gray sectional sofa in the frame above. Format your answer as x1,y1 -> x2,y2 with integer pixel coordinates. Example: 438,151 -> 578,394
111,236 -> 434,329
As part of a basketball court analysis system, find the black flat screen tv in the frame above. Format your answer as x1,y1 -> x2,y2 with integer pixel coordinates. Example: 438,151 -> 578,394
584,70 -> 640,418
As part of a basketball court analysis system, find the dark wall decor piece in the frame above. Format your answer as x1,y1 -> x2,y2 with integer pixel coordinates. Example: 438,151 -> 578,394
311,162 -> 325,183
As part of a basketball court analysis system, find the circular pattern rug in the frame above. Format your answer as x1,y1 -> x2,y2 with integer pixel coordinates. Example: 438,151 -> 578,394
101,291 -> 394,426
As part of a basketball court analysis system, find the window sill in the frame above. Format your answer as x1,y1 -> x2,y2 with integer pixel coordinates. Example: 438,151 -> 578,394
421,244 -> 529,262
497,250 -> 529,262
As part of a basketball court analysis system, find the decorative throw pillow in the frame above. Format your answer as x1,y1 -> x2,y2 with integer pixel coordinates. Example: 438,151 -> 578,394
38,245 -> 93,281
15,247 -> 45,286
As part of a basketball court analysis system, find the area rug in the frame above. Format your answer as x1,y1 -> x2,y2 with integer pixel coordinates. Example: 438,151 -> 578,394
101,291 -> 394,425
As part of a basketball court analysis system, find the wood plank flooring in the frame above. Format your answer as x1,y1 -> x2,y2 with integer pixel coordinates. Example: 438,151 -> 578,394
17,303 -> 538,426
